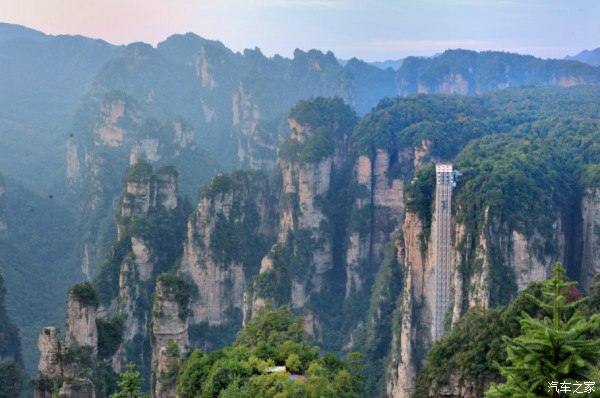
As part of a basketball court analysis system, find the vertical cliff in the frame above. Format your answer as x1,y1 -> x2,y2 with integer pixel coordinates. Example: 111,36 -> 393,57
178,170 -> 277,349
66,288 -> 99,352
93,160 -> 189,380
249,98 -> 356,331
67,91 -> 202,278
581,187 -> 600,292
34,282 -> 99,398
151,275 -> 191,398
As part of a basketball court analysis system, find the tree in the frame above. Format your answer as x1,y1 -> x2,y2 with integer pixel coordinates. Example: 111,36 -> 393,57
110,363 -> 151,398
486,263 -> 600,398
0,360 -> 22,398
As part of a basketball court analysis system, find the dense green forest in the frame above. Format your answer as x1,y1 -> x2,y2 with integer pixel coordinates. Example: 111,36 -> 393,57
176,306 -> 364,398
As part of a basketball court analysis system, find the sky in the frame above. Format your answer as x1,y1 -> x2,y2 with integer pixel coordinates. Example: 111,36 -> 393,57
1,0 -> 599,62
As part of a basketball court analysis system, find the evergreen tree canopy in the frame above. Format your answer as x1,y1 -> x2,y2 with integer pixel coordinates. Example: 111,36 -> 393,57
486,263 -> 600,398
110,363 -> 151,398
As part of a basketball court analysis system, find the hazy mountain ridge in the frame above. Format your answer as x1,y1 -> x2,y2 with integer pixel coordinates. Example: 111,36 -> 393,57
565,47 -> 600,67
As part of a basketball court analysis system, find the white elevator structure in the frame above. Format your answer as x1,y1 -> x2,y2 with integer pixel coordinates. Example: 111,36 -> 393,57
433,164 -> 456,341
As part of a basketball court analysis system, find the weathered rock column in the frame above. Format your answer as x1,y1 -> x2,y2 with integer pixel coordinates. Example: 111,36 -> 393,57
151,275 -> 191,398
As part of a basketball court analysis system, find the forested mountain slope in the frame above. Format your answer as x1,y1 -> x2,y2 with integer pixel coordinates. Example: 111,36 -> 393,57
33,86 -> 600,397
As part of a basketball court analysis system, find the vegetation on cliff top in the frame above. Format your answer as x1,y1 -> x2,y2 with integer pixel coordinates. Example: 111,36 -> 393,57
279,97 -> 357,164
487,264 -> 600,398
177,306 -> 364,398
69,281 -> 100,308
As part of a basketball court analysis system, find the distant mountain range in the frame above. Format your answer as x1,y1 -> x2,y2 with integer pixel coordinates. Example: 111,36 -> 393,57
565,48 -> 600,67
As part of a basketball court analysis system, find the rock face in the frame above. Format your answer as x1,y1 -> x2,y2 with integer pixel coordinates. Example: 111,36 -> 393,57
385,196 -> 566,398
67,92 -> 197,277
581,187 -> 600,292
65,292 -> 98,351
250,104 -> 352,318
37,327 -> 62,377
58,380 -> 96,398
386,212 -> 433,398
91,160 -> 188,379
34,324 -> 97,398
178,170 -> 277,348
151,276 -> 190,398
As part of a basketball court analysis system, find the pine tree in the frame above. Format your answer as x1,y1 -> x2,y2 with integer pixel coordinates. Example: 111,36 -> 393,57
110,363 -> 151,398
486,263 -> 600,398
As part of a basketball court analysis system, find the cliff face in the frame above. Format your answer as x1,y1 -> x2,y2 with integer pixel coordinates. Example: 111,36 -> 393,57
151,276 -> 191,398
34,284 -> 99,398
346,150 -> 405,299
397,50 -> 600,96
384,195 -> 566,398
178,170 -> 277,348
93,160 -> 189,378
581,187 -> 600,292
65,292 -> 98,351
250,99 -> 355,323
67,92 -> 199,277
386,211 -> 433,398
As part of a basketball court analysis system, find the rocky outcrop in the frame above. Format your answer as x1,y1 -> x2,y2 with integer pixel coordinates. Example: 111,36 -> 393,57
345,150 -> 405,298
151,276 -> 190,398
250,112 -> 345,314
386,181 -> 564,398
68,91 -> 197,276
386,212 -> 435,398
37,327 -> 62,377
34,326 -> 97,398
94,160 -> 186,375
232,82 -> 281,170
65,292 -> 98,351
58,379 -> 96,398
179,171 -> 276,329
581,187 -> 600,292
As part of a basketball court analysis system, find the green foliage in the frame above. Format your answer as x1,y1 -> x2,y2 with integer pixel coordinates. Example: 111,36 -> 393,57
353,235 -> 403,396
289,96 -> 357,133
123,159 -> 154,183
69,281 -> 100,308
415,266 -> 600,398
97,316 -> 125,360
63,343 -> 95,376
176,307 -> 364,398
404,163 -> 436,250
110,362 -> 151,398
155,273 -> 192,320
93,363 -> 119,398
0,359 -> 22,398
251,246 -> 292,305
280,97 -> 357,164
486,263 -> 600,398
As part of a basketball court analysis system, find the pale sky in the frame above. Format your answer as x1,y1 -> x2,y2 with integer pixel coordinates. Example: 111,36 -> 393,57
1,0 -> 599,61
